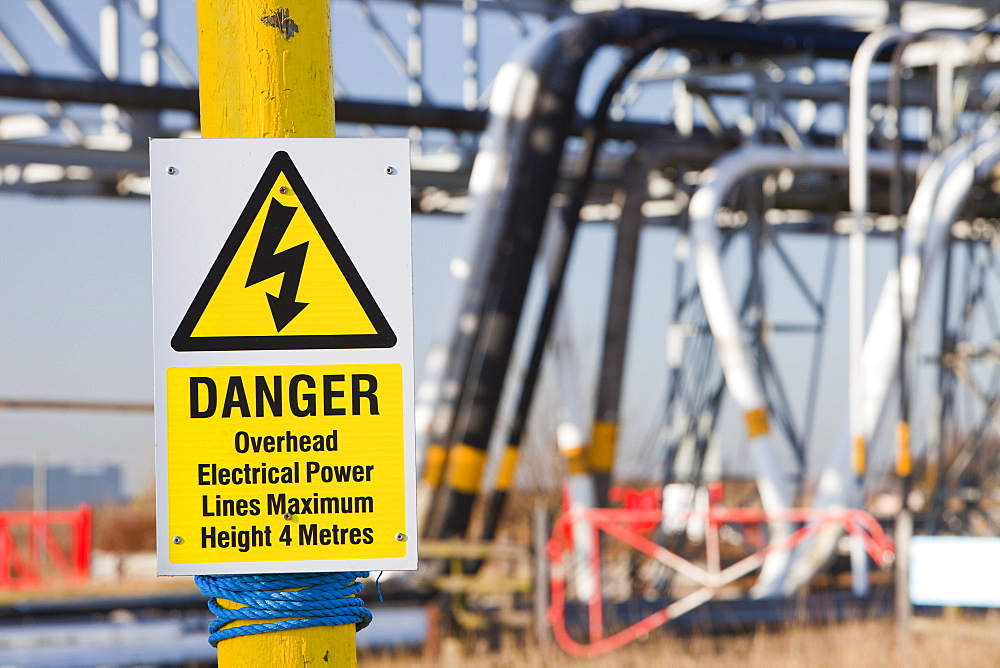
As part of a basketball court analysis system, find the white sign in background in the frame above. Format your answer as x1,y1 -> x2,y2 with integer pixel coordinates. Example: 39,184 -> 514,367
910,536 -> 1000,607
150,138 -> 417,575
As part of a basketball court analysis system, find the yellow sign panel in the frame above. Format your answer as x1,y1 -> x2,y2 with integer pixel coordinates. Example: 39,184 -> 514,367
171,151 -> 396,351
166,363 -> 406,564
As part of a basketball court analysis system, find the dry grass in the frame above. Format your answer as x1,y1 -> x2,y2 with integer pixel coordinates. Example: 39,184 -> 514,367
91,488 -> 157,553
362,616 -> 1000,667
0,576 -> 198,606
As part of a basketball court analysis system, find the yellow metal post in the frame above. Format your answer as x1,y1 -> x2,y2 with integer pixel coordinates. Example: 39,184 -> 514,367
195,1 -> 354,665
196,0 -> 334,139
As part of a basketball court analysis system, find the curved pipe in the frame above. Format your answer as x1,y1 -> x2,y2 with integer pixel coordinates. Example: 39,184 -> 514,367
900,133 -> 1000,368
782,131 -> 1000,594
417,13 -> 646,532
415,22 -> 569,531
689,143 -> 922,597
899,130 -> 1000,324
848,27 -> 976,479
430,11 -> 650,539
848,25 -> 970,476
425,11 -> 872,539
784,27 -> 979,594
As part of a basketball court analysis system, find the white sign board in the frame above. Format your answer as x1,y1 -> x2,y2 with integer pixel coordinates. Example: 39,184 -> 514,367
910,536 -> 1000,607
151,138 -> 417,575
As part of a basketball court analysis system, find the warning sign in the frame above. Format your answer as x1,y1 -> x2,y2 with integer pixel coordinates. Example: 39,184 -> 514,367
172,151 -> 396,352
150,139 -> 416,575
166,364 -> 406,564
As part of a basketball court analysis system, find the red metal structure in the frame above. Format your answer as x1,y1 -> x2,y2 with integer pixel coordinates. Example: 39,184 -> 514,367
0,505 -> 91,588
608,487 -> 662,534
547,495 -> 894,658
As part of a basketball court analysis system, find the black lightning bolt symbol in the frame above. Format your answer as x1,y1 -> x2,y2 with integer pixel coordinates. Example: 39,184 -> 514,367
245,197 -> 309,331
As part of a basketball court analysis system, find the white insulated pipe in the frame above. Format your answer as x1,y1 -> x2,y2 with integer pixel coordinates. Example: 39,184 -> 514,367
898,139 -> 968,324
848,28 -> 976,479
782,132 -> 1000,594
689,143 -> 922,597
844,27 -> 976,595
848,26 -> 907,479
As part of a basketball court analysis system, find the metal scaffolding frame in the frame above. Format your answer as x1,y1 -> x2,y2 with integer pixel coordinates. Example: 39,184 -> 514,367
6,0 -> 1000,600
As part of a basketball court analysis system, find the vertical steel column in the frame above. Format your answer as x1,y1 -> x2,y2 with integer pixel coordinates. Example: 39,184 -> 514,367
407,2 -> 423,146
130,0 -> 163,145
928,239 -> 954,529
99,0 -> 121,79
99,0 -> 121,138
588,147 -> 649,506
889,37 -> 916,483
476,211 -> 572,543
73,504 -> 92,581
138,0 -> 161,87
406,3 -> 423,107
887,38 -> 915,628
462,0 -> 480,110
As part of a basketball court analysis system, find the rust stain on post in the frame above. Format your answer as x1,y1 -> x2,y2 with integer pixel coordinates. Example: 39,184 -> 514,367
261,8 -> 299,41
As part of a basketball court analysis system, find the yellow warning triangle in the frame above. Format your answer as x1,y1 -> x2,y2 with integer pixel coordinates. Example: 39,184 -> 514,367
171,151 -> 396,351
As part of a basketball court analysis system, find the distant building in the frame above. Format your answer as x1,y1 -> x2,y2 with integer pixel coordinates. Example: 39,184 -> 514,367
0,462 -> 125,509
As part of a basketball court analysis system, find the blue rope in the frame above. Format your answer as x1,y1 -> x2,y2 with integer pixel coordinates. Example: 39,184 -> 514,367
195,571 -> 372,647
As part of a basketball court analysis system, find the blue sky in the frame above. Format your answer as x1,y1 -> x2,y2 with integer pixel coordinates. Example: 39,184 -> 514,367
0,195 -> 155,495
